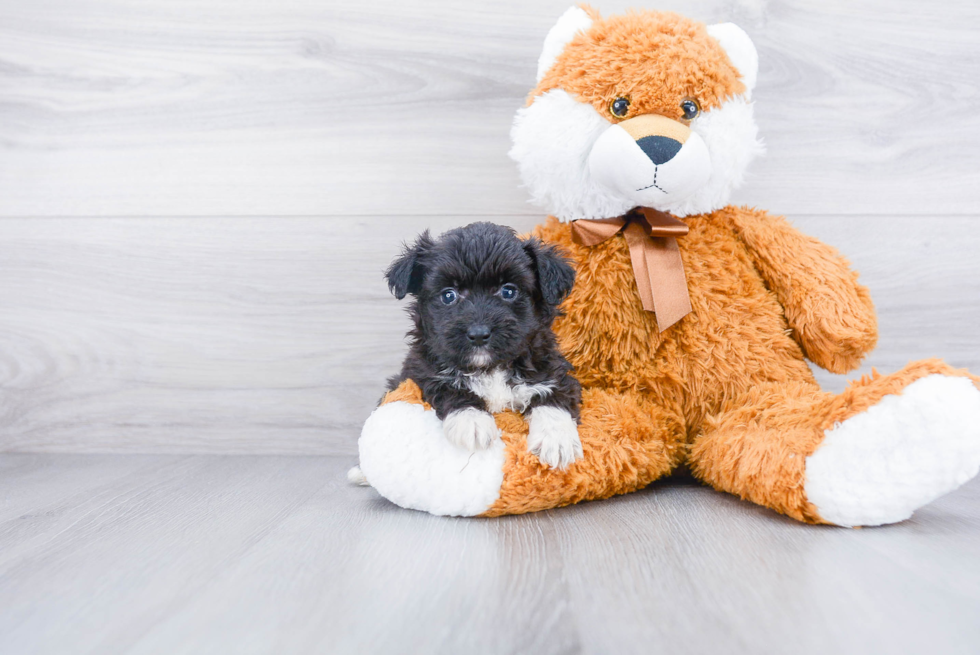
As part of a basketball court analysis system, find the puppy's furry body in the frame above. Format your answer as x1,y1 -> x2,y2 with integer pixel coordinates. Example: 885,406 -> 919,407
385,222 -> 583,469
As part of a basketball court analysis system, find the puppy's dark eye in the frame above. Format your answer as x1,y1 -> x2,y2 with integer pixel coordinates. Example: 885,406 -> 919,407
498,283 -> 519,301
440,288 -> 458,305
680,98 -> 700,121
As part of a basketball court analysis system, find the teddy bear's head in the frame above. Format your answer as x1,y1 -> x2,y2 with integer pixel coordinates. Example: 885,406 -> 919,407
509,5 -> 763,220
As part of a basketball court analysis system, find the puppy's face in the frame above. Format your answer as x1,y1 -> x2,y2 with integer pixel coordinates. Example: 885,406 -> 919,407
387,222 -> 574,372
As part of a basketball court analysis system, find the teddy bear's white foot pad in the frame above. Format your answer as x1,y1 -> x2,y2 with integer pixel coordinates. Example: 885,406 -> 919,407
805,374 -> 980,527
358,401 -> 505,517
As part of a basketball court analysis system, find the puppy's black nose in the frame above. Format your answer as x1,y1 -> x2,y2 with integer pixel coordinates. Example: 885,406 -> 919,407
467,325 -> 491,346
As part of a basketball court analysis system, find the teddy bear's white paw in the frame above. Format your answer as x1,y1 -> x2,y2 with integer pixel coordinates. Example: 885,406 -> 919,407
805,374 -> 980,527
527,406 -> 582,470
443,408 -> 501,451
359,401 -> 505,516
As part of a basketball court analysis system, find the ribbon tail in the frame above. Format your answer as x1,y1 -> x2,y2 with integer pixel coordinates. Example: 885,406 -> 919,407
598,215 -> 692,333
623,223 -> 657,313
643,237 -> 692,332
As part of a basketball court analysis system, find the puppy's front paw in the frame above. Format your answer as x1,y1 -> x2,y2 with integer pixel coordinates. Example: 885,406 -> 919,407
443,408 -> 501,451
527,406 -> 582,470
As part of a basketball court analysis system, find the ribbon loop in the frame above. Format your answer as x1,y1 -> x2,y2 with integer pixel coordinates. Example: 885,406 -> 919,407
571,208 -> 692,332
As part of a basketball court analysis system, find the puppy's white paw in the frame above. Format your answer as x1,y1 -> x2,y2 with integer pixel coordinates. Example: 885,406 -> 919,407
527,406 -> 582,470
443,408 -> 501,451
347,465 -> 370,487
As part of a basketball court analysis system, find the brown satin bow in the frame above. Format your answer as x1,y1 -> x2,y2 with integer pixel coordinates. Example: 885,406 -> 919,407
571,207 -> 692,332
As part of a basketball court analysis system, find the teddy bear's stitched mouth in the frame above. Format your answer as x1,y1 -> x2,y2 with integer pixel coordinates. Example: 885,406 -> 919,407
636,166 -> 668,194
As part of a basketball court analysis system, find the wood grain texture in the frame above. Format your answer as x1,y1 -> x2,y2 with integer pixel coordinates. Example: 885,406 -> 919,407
0,454 -> 978,655
0,214 -> 537,454
0,214 -> 977,454
1,3 -> 977,649
1,0 -> 979,216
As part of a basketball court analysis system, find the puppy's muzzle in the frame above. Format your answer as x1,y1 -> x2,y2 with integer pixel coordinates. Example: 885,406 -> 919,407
467,324 -> 491,346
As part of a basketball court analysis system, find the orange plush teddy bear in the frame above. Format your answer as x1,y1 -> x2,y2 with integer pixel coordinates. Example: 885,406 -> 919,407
354,5 -> 980,526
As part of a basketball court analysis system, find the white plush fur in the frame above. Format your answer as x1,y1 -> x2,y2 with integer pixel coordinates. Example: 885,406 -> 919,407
464,368 -> 554,413
359,401 -> 505,516
512,15 -> 765,221
510,89 -> 763,220
536,6 -> 594,82
527,405 -> 582,470
670,96 -> 765,217
805,375 -> 980,527
444,407 -> 501,451
588,124 -> 712,209
510,89 -> 632,220
706,23 -> 758,96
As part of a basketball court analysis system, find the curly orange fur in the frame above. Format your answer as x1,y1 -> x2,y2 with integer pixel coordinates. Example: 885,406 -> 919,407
383,206 -> 893,521
375,9 -> 977,522
532,7 -> 745,121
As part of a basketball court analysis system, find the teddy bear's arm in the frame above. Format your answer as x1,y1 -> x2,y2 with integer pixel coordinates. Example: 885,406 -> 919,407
725,207 -> 878,374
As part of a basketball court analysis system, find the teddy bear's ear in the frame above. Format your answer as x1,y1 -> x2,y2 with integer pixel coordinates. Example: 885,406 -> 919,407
707,23 -> 758,94
523,238 -> 576,307
536,5 -> 595,83
385,231 -> 434,299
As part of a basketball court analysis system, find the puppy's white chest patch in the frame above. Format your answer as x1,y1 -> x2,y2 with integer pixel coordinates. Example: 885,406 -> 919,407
466,369 -> 554,414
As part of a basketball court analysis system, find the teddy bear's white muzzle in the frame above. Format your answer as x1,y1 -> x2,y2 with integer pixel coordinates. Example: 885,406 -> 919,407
588,121 -> 712,212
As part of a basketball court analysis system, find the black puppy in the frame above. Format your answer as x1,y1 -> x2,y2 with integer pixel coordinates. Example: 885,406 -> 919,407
385,222 -> 583,469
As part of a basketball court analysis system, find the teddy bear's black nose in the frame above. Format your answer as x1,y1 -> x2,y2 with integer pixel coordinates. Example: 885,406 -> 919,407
467,325 -> 491,346
637,135 -> 683,165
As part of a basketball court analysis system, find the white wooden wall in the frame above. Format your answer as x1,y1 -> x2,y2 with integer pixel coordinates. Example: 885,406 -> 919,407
1,0 -> 978,454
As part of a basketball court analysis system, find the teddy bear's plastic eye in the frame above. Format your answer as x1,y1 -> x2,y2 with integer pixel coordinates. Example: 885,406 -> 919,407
609,97 -> 631,118
440,288 -> 458,305
680,99 -> 701,121
498,284 -> 519,301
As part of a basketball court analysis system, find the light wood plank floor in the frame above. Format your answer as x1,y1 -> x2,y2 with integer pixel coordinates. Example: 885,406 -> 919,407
1,453 -> 978,655
2,1 -> 979,651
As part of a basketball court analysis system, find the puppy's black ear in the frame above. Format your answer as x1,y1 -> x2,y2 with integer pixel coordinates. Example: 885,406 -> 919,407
523,237 -> 575,306
386,231 -> 434,299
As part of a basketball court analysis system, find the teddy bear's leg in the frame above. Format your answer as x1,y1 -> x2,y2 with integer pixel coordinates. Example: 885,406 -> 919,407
689,360 -> 980,526
358,380 -> 687,516
357,381 -> 508,517
482,385 -> 687,516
